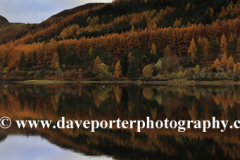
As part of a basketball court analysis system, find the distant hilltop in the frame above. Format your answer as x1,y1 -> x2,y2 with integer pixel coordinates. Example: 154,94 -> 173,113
0,15 -> 9,23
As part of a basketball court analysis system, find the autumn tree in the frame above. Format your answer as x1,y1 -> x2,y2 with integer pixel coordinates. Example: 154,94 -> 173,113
188,38 -> 197,63
234,63 -> 240,75
236,37 -> 240,60
98,63 -> 111,78
128,52 -> 133,63
114,61 -> 122,78
155,59 -> 162,73
221,52 -> 228,69
150,43 -> 157,54
51,51 -> 60,69
164,45 -> 171,58
92,56 -> 102,74
214,58 -> 221,68
142,65 -> 154,78
227,55 -> 234,69
220,34 -> 228,54
202,37 -> 210,60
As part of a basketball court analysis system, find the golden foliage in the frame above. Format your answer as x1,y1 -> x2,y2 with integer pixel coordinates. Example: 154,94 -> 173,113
234,62 -> 240,75
150,43 -> 157,54
142,64 -> 154,77
92,56 -> 102,74
114,61 -> 122,78
188,38 -> 197,62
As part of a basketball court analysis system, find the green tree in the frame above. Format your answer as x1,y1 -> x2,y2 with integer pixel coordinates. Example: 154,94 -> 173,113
120,51 -> 129,75
18,52 -> 26,69
127,57 -> 139,79
155,59 -> 162,73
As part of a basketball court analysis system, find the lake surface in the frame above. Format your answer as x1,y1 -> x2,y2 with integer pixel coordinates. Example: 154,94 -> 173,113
0,83 -> 239,160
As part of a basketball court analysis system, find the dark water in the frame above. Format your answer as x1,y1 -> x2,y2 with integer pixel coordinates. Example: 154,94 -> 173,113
0,83 -> 240,160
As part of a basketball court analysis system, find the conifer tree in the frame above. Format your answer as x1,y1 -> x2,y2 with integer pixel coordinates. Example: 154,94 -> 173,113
227,55 -> 234,69
203,37 -> 210,60
220,34 -> 228,54
236,37 -> 240,60
221,52 -> 228,69
126,57 -> 139,79
18,52 -> 26,69
114,61 -> 122,78
92,56 -> 102,74
150,43 -> 157,54
164,45 -> 171,58
188,38 -> 197,63
51,51 -> 59,69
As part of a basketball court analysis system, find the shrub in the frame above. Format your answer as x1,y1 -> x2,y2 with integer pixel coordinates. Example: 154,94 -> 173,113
66,70 -> 70,78
169,72 -> 177,79
56,68 -> 62,78
2,70 -> 8,74
35,70 -> 40,79
83,70 -> 96,78
71,69 -> 77,77
27,71 -> 35,77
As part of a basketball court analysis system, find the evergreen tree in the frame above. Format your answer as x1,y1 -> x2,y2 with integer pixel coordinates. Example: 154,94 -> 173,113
228,33 -> 237,56
18,52 -> 26,69
120,51 -> 129,75
210,39 -> 219,60
126,57 -> 139,79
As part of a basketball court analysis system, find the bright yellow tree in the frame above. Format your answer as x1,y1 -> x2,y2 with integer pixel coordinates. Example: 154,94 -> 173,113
188,38 -> 197,62
114,61 -> 122,78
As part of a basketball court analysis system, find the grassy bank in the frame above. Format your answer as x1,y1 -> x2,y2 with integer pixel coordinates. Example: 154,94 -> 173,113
17,80 -> 240,85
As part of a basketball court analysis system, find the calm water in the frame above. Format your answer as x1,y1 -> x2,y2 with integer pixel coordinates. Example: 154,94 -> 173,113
0,83 -> 240,160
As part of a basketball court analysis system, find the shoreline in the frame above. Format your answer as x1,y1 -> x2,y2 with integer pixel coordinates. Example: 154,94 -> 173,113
7,80 -> 240,85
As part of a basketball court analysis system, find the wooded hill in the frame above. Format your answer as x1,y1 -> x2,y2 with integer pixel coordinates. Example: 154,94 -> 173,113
1,0 -> 240,80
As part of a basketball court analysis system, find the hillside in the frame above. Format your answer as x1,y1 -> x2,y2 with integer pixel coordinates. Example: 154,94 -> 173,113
44,3 -> 104,23
1,0 -> 240,81
0,3 -> 104,45
0,15 -> 8,23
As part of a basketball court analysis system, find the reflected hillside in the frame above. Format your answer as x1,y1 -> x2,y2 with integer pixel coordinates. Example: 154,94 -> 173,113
0,84 -> 240,159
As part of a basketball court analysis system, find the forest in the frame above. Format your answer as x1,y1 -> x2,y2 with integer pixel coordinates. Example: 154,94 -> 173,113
1,0 -> 240,81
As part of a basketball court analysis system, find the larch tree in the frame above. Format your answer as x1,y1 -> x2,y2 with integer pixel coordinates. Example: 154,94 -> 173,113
127,52 -> 133,63
150,43 -> 157,54
221,52 -> 228,69
227,55 -> 234,69
51,51 -> 59,69
220,34 -> 228,54
214,58 -> 221,67
203,37 -> 210,60
188,38 -> 197,63
164,45 -> 171,58
92,56 -> 102,74
236,37 -> 240,60
114,61 -> 122,78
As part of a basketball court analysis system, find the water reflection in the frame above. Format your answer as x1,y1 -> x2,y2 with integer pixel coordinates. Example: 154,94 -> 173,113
0,83 -> 240,159
0,135 -> 113,160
